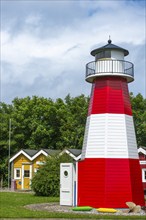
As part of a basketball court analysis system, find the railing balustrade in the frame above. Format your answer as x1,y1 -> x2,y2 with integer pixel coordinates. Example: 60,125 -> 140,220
86,60 -> 134,78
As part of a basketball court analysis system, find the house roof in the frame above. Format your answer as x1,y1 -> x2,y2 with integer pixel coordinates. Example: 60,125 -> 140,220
9,148 -> 81,163
139,146 -> 146,150
67,149 -> 82,157
43,149 -> 61,156
9,148 -> 61,163
23,149 -> 38,157
61,148 -> 81,161
138,146 -> 146,155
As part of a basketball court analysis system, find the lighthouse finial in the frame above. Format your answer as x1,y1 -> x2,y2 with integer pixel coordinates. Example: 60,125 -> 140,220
108,35 -> 112,44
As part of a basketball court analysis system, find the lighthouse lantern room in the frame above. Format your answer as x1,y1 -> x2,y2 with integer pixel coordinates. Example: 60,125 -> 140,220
77,39 -> 145,208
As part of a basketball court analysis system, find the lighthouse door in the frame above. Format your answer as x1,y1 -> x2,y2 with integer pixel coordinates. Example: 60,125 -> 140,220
60,163 -> 73,206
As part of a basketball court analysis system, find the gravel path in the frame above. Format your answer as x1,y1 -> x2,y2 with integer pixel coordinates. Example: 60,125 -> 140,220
25,203 -> 146,216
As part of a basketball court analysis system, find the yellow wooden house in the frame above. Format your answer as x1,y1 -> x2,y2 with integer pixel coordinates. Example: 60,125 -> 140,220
10,149 -> 61,190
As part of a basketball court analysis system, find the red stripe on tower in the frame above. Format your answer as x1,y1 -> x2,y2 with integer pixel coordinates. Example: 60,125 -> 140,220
88,77 -> 132,116
78,159 -> 144,208
77,39 -> 145,208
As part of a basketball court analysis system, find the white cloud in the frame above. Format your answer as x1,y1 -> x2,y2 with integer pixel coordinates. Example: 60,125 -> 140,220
25,14 -> 42,26
1,0 -> 145,103
1,31 -> 10,45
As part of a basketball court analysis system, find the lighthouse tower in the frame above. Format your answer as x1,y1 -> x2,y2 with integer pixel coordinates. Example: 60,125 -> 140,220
77,39 -> 145,208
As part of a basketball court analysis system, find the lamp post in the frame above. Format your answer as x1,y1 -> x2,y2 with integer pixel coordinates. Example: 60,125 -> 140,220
8,118 -> 11,189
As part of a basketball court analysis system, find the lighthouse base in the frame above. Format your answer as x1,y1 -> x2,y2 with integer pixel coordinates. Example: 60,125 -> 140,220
77,158 -> 145,208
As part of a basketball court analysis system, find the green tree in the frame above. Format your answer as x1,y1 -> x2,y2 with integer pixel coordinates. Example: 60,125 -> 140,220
130,93 -> 146,146
57,94 -> 89,149
11,96 -> 56,149
0,102 -> 14,186
31,154 -> 73,196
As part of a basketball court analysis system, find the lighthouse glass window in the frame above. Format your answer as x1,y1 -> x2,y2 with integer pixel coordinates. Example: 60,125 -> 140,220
95,51 -> 111,60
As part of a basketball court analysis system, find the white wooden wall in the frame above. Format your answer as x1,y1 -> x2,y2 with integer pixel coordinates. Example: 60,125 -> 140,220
81,114 -> 138,160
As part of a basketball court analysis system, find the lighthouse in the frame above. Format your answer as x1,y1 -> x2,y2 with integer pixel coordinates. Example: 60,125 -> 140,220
77,39 -> 145,208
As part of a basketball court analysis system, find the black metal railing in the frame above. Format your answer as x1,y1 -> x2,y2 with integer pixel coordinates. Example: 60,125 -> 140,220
86,60 -> 134,78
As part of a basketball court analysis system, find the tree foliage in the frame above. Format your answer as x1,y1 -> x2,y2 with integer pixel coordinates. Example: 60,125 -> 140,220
31,154 -> 73,196
0,94 -> 88,186
130,93 -> 146,146
0,93 -> 145,186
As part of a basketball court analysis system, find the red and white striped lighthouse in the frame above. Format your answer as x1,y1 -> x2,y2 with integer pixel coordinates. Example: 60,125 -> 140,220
77,39 -> 145,208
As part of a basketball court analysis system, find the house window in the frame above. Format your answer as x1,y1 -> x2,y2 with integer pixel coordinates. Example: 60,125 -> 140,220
36,161 -> 45,165
14,168 -> 21,179
24,170 -> 30,177
142,169 -> 146,182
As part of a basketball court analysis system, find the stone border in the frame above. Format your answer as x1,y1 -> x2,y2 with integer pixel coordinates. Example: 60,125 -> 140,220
25,203 -> 146,216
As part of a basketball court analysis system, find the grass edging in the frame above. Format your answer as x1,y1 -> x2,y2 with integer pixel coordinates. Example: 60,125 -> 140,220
0,192 -> 145,219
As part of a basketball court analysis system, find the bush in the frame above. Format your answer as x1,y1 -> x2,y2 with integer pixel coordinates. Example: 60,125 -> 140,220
31,154 -> 73,196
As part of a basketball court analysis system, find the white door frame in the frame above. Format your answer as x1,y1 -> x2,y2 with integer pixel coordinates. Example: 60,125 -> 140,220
75,162 -> 78,206
22,165 -> 24,189
60,163 -> 76,206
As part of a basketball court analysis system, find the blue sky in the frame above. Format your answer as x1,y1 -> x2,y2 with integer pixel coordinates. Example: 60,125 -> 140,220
1,0 -> 146,103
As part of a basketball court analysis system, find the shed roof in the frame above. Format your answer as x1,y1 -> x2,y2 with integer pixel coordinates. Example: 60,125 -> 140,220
10,148 -> 60,163
9,148 -> 81,163
139,146 -> 146,150
60,148 -> 81,161
22,148 -> 61,156
23,149 -> 38,157
138,146 -> 146,155
43,149 -> 61,156
67,149 -> 82,157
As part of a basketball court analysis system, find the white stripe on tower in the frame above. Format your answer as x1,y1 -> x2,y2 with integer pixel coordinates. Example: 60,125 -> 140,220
81,114 -> 138,159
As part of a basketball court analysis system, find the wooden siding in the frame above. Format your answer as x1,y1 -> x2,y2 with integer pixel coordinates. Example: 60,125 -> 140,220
33,154 -> 46,175
14,154 -> 31,167
126,115 -> 138,158
140,164 -> 146,190
81,114 -> 138,159
87,77 -> 132,116
13,153 -> 46,189
78,158 -> 145,208
13,154 -> 31,189
139,153 -> 146,160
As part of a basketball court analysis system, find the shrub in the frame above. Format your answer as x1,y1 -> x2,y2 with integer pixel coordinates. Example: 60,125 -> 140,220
31,154 -> 73,196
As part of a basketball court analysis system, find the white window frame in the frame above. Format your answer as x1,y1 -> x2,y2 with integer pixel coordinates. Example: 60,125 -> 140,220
14,168 -> 21,179
142,169 -> 146,182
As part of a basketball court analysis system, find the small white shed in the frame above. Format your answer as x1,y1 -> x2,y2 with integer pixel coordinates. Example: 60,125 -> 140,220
60,149 -> 81,206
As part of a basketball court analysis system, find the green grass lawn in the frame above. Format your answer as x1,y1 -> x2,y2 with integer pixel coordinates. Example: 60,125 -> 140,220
0,191 -> 145,219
